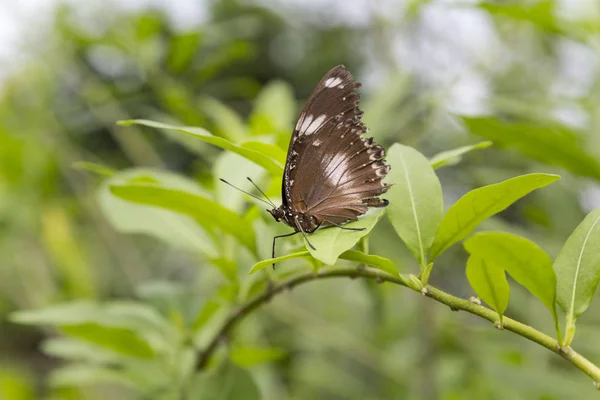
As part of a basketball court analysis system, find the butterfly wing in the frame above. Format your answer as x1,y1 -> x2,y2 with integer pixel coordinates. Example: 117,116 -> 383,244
283,65 -> 389,227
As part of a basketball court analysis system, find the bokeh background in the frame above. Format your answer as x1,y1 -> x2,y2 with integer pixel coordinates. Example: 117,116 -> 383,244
1,0 -> 600,399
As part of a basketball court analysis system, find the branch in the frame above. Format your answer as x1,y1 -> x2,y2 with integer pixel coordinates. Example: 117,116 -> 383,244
195,267 -> 600,389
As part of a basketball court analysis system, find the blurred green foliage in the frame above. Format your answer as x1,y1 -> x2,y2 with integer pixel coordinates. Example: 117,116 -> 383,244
1,0 -> 600,399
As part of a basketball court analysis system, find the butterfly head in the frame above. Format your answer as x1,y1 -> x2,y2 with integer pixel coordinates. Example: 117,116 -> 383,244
268,206 -> 285,222
269,206 -> 293,224
269,206 -> 298,229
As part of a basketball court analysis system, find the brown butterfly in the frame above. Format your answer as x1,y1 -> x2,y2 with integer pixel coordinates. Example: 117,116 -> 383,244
222,66 -> 390,263
268,65 -> 390,257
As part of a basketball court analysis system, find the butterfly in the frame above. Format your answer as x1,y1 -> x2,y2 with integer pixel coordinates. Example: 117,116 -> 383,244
266,65 -> 391,260
221,65 -> 390,264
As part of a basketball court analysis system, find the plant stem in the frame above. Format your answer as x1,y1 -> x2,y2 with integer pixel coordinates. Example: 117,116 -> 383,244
195,267 -> 600,389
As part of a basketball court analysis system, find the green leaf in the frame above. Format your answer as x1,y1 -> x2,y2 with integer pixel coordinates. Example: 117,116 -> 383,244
249,80 -> 296,135
430,141 -> 493,169
190,362 -> 260,400
117,119 -> 283,175
386,144 -> 444,268
430,173 -> 560,260
555,207 -> 600,326
249,251 -> 311,274
61,323 -> 155,359
0,367 -> 36,400
192,300 -> 222,333
10,301 -> 99,326
214,151 -> 267,214
462,117 -> 600,180
249,249 -> 402,280
10,300 -> 175,344
199,96 -> 248,141
308,209 -> 385,265
72,161 -> 115,176
362,72 -> 412,138
240,141 -> 287,166
464,233 -> 557,320
477,1 -> 564,35
42,337 -> 122,364
49,364 -> 141,390
110,184 -> 256,254
466,256 -> 510,324
98,168 -> 217,257
230,346 -> 287,367
167,32 -> 202,73
339,250 -> 399,277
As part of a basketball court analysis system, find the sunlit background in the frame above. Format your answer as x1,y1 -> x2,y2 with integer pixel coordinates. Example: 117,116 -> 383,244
1,0 -> 600,399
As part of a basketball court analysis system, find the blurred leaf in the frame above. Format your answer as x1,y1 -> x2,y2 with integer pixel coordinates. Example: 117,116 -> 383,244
190,362 -> 260,400
430,141 -> 493,169
230,346 -> 287,367
118,120 -> 283,175
249,80 -> 296,135
11,300 -> 175,345
240,141 -> 287,165
98,168 -> 217,257
464,233 -> 557,322
199,96 -> 248,141
11,301 -> 99,326
210,257 -> 238,283
555,207 -> 600,330
362,73 -> 412,138
168,32 -> 202,73
214,151 -> 267,214
192,300 -> 222,333
249,251 -> 310,274
478,1 -> 563,35
41,206 -> 96,298
430,173 -> 560,260
196,40 -> 256,84
110,184 -> 256,254
42,337 -> 122,364
72,161 -> 115,176
0,368 -> 35,400
135,12 -> 164,40
308,209 -> 386,265
61,323 -> 155,359
49,364 -> 141,390
462,117 -> 600,180
466,256 -> 510,324
339,250 -> 400,278
386,144 -> 443,268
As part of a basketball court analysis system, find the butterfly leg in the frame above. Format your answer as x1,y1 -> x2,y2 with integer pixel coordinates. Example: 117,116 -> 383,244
294,216 -> 317,251
272,231 -> 300,269
328,221 -> 366,231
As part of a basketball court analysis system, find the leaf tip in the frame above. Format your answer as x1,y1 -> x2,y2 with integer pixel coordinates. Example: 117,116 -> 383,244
248,264 -> 260,274
116,120 -> 134,127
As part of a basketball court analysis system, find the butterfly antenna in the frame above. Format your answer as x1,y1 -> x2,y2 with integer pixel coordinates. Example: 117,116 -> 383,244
246,177 -> 277,208
219,178 -> 274,207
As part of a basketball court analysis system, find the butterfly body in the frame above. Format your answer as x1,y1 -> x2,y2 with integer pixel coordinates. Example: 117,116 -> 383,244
270,65 -> 390,248
269,207 -> 320,233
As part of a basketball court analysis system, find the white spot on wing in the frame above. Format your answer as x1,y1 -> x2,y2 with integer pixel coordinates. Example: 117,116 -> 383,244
304,114 -> 326,135
295,112 -> 307,130
325,153 -> 351,184
313,138 -> 323,147
324,77 -> 343,87
299,114 -> 313,134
